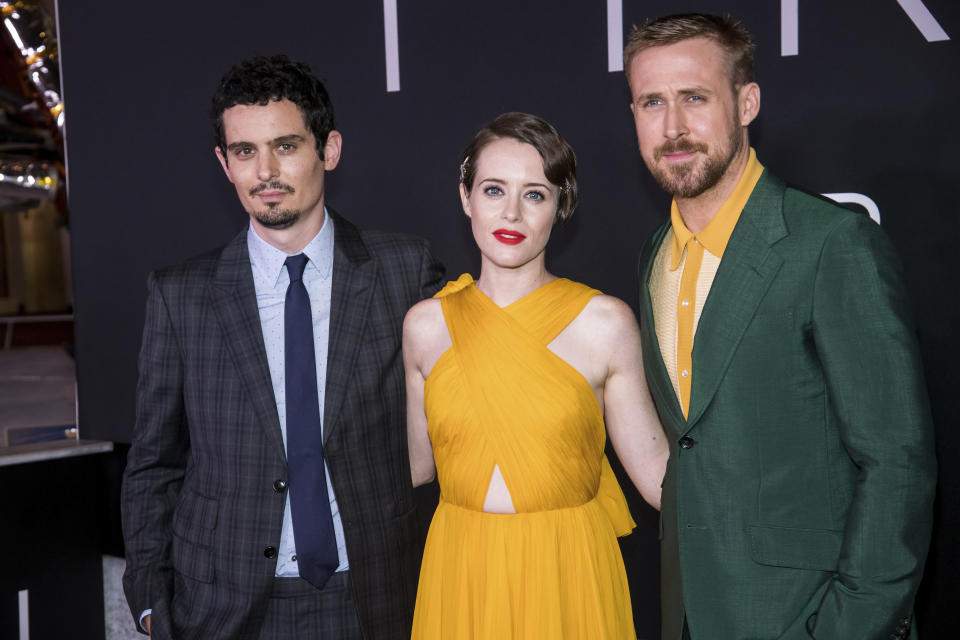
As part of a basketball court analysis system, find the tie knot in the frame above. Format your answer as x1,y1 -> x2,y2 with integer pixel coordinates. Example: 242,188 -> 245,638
285,254 -> 309,283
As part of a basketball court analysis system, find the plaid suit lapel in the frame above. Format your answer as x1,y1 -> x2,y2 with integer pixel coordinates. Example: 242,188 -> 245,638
210,230 -> 286,460
323,210 -> 376,446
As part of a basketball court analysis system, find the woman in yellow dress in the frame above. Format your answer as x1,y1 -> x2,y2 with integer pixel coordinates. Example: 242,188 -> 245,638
403,112 -> 668,639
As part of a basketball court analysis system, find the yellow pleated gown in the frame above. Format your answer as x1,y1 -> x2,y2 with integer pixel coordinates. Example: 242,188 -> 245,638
411,274 -> 637,639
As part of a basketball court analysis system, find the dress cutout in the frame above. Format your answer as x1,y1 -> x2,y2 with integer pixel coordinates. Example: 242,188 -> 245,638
412,273 -> 637,639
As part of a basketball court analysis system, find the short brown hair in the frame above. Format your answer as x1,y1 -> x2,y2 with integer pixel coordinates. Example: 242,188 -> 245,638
624,13 -> 755,89
460,112 -> 578,227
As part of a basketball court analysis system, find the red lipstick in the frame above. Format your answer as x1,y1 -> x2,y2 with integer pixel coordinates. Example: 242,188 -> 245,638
493,229 -> 526,245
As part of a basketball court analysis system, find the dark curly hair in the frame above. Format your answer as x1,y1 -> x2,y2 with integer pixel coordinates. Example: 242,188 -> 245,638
460,112 -> 578,227
211,54 -> 335,160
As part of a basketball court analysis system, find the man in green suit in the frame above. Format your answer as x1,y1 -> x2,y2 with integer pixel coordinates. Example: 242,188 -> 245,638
624,14 -> 936,640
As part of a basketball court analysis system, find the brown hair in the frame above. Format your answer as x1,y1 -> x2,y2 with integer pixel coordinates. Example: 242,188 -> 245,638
460,112 -> 578,227
624,13 -> 755,90
211,55 -> 335,161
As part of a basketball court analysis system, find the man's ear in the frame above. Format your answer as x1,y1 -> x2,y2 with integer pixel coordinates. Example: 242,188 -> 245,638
322,131 -> 343,170
459,182 -> 472,219
215,146 -> 234,183
738,82 -> 760,127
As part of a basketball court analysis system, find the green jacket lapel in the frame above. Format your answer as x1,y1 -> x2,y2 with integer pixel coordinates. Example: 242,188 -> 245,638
686,171 -> 789,428
638,224 -> 686,429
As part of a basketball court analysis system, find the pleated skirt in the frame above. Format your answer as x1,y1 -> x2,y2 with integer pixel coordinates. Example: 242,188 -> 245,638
411,497 -> 636,639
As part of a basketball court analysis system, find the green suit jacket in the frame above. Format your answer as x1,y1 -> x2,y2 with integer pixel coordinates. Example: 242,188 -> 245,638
637,171 -> 936,640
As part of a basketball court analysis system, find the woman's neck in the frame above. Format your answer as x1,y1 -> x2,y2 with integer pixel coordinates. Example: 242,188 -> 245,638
476,260 -> 555,308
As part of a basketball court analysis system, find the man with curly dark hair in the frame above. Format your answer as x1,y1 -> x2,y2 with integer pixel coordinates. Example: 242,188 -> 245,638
121,55 -> 444,640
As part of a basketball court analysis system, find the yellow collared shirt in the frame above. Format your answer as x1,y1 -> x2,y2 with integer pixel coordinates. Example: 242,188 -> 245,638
649,148 -> 764,417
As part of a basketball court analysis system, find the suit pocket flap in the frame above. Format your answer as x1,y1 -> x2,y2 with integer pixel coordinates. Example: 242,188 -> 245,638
748,524 -> 842,571
172,490 -> 219,542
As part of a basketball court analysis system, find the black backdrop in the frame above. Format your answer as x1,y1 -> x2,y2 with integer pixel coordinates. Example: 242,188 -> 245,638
60,1 -> 958,636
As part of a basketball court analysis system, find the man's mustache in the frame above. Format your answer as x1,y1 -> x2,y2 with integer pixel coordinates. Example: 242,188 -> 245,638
655,141 -> 708,161
249,182 -> 295,196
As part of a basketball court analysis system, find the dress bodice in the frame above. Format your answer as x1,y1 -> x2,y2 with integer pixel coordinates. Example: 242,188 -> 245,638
425,274 -> 629,521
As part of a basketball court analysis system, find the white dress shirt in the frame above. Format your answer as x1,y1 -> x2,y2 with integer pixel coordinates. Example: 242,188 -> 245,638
247,212 -> 349,576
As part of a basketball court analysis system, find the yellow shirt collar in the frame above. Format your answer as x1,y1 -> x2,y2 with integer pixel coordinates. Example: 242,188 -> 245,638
670,148 -> 764,270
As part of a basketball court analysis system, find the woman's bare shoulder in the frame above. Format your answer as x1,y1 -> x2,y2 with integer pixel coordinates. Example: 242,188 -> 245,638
404,298 -> 445,342
403,298 -> 452,377
580,294 -> 640,334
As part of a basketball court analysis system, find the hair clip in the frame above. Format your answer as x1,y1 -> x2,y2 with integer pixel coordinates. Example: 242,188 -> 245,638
459,157 -> 469,182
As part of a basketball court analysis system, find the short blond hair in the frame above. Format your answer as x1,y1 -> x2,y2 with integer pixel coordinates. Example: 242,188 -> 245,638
624,13 -> 755,89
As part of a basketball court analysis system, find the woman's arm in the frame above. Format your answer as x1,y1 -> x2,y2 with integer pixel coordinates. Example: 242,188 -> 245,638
402,298 -> 446,486
595,297 -> 669,509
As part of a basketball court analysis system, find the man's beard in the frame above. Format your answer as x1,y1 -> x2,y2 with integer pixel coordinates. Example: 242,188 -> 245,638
646,121 -> 743,199
249,181 -> 300,229
252,206 -> 302,230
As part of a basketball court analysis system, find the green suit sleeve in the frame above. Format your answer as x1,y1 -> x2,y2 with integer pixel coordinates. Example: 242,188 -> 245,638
806,212 -> 936,639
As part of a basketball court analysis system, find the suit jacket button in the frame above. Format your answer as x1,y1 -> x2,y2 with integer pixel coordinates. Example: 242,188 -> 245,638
679,436 -> 696,450
273,479 -> 288,493
264,546 -> 277,559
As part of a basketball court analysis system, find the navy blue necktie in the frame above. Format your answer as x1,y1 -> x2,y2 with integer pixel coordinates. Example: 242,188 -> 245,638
284,253 -> 338,589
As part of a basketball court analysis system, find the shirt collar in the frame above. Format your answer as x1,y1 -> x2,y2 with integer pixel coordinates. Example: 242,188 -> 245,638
669,148 -> 764,270
247,208 -> 335,287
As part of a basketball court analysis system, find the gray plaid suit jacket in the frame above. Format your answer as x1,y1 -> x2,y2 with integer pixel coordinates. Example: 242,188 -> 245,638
121,209 -> 444,639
